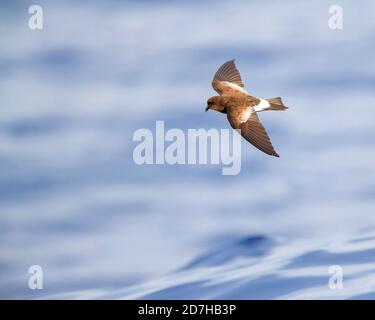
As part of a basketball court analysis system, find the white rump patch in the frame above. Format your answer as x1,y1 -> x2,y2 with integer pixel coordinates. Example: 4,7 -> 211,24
240,98 -> 270,123
254,99 -> 270,112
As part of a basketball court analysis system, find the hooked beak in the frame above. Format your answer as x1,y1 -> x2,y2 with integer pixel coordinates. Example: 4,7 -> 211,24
205,106 -> 210,112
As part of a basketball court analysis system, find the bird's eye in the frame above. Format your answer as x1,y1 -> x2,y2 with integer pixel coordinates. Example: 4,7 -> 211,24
208,101 -> 214,105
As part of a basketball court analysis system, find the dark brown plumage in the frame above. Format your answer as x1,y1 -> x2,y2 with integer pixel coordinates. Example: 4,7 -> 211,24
206,60 -> 288,157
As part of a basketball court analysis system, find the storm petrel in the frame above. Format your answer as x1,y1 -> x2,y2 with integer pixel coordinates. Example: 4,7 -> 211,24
206,60 -> 288,157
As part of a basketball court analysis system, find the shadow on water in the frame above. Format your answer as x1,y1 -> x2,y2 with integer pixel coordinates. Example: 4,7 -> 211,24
181,235 -> 274,270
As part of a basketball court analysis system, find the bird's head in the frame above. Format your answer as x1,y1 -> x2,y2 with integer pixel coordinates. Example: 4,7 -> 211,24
205,96 -> 226,113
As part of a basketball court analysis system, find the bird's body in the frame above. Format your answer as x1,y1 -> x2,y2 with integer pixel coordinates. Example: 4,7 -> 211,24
206,60 -> 288,157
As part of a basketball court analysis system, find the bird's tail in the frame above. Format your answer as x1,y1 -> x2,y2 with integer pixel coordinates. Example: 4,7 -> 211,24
266,97 -> 288,110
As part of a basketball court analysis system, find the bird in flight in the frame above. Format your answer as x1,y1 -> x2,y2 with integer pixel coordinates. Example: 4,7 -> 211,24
206,60 -> 288,157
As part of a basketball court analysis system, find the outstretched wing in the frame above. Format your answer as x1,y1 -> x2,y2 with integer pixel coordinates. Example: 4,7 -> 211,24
239,112 -> 279,157
212,59 -> 248,96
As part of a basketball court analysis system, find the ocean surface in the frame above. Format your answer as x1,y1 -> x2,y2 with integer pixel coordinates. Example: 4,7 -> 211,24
1,0 -> 375,299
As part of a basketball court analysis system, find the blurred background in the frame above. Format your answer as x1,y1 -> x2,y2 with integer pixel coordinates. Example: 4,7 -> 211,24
1,0 -> 375,299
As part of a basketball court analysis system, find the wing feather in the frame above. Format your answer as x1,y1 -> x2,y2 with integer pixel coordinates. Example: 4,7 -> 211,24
239,112 -> 279,157
212,60 -> 248,96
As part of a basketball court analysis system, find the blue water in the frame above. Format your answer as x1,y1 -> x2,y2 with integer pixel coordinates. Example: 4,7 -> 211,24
1,0 -> 375,299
